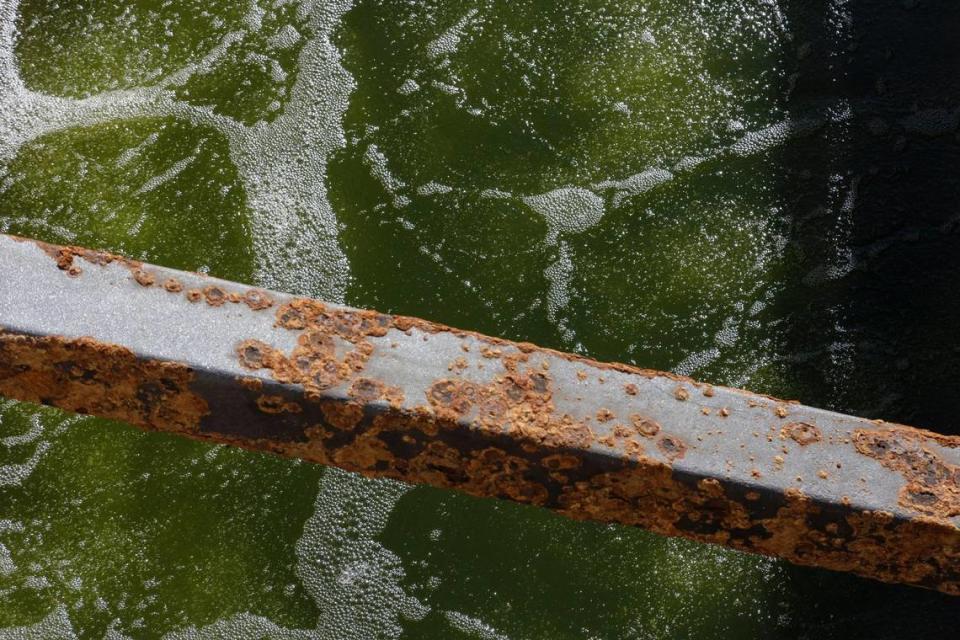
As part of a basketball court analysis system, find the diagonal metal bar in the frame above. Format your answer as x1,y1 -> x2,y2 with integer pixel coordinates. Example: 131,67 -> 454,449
0,233 -> 958,594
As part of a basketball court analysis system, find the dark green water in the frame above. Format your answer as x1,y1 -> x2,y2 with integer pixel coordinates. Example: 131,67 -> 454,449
1,1 -> 959,637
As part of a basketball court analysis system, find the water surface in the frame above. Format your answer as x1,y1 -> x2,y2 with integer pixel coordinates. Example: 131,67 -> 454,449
1,1 -> 959,637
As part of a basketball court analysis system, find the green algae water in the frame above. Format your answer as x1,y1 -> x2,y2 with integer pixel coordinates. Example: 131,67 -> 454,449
2,0 -> 960,637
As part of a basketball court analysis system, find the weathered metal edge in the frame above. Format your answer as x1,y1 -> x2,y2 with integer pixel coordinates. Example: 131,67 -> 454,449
0,233 -> 958,594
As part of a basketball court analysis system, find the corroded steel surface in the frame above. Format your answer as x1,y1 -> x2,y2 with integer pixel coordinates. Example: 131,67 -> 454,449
1,233 -> 959,594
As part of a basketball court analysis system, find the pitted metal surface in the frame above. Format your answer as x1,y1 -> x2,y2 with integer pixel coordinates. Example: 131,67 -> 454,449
1,233 -> 959,595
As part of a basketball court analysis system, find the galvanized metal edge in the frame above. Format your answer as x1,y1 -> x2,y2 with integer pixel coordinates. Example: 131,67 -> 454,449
0,233 -> 958,594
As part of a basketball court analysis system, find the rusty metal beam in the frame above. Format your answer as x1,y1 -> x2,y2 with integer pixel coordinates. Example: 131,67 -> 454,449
0,233 -> 958,594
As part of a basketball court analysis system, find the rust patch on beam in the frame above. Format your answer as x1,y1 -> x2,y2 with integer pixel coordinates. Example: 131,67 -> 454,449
2,233 -> 960,596
854,427 -> 960,519
0,332 -> 207,433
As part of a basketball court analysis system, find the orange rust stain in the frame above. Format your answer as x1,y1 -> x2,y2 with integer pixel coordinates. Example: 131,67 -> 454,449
624,383 -> 638,396
348,377 -> 405,409
542,454 -> 581,470
674,386 -> 690,401
133,269 -> 155,287
782,422 -> 822,446
203,285 -> 227,307
237,376 -> 263,392
775,405 -> 789,418
321,402 -> 365,431
244,289 -> 273,311
185,289 -> 202,303
27,238 -> 141,274
853,428 -> 960,519
256,394 -> 302,415
612,424 -> 631,439
596,408 -> 615,423
448,357 -> 469,372
0,332 -> 207,433
163,278 -> 184,293
630,414 -> 661,438
657,435 -> 686,461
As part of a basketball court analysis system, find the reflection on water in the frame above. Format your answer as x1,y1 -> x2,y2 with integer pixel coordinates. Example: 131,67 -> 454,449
1,0 -> 960,638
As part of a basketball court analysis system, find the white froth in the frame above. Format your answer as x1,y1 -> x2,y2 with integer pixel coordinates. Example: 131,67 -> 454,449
522,186 -> 604,242
295,468 -> 429,639
397,79 -> 420,95
0,0 -> 355,300
0,604 -> 75,639
426,9 -> 478,60
543,240 -> 575,342
593,168 -> 673,208
445,611 -> 510,640
416,181 -> 452,196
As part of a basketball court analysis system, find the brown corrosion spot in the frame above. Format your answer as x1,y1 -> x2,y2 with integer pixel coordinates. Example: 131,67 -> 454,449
775,405 -> 789,418
256,394 -> 302,414
0,333 -> 207,433
186,289 -> 202,303
596,408 -> 615,423
244,289 -> 273,311
30,239 -> 140,275
348,377 -> 404,408
624,383 -> 638,396
719,407 -> 730,417
133,269 -> 155,287
630,414 -> 661,437
703,386 -> 715,397
236,339 -> 276,370
853,428 -> 960,519
321,402 -> 365,431
542,454 -> 581,471
657,435 -> 686,461
674,386 -> 689,401
448,357 -> 468,372
612,424 -> 631,438
782,422 -> 822,446
163,278 -> 183,293
237,376 -> 263,391
204,285 -> 227,307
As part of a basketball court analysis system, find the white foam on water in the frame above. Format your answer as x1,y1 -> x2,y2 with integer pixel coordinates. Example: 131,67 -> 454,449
115,132 -> 159,167
363,143 -> 406,193
479,187 -> 512,199
0,604 -> 76,639
0,412 -> 42,446
445,611 -> 510,640
522,186 -> 604,243
397,78 -> 420,95
543,240 -> 576,342
0,0 -> 355,300
416,181 -> 452,196
161,612 -> 314,640
593,168 -> 673,209
426,9 -> 478,60
295,468 -> 429,639
0,440 -> 48,487
132,141 -> 204,196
